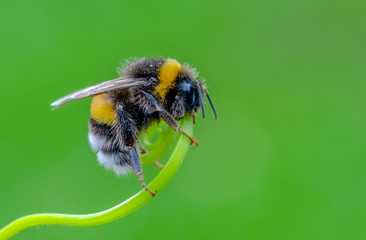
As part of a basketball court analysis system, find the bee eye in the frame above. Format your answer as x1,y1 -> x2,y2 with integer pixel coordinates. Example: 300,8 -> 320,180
179,81 -> 196,110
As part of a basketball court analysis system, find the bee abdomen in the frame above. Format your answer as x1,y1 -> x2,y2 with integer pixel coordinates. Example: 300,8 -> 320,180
88,132 -> 106,152
96,151 -> 130,175
90,94 -> 117,126
88,122 -> 131,175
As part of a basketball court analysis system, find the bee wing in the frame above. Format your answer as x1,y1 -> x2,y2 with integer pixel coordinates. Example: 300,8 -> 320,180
51,77 -> 148,109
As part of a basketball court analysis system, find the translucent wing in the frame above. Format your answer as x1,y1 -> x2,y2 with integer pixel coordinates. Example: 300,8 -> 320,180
51,77 -> 148,109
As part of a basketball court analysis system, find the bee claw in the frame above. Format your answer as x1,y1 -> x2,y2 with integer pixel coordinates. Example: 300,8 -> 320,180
190,136 -> 199,147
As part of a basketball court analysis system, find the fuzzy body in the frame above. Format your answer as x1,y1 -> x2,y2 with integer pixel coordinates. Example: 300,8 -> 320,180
88,58 -> 199,175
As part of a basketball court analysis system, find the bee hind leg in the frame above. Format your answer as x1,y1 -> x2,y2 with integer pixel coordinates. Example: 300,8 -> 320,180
129,147 -> 156,197
117,104 -> 156,197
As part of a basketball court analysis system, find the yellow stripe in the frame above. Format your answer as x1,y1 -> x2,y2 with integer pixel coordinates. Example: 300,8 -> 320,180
90,94 -> 116,125
154,59 -> 181,99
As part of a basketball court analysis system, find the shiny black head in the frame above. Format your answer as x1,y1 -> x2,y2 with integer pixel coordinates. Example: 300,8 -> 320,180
178,79 -> 217,120
178,80 -> 203,116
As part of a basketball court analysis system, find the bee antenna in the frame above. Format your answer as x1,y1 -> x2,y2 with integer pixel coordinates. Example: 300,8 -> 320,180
205,90 -> 217,120
195,81 -> 205,119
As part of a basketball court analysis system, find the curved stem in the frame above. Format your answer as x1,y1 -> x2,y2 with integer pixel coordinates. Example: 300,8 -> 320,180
140,124 -> 177,165
0,117 -> 193,240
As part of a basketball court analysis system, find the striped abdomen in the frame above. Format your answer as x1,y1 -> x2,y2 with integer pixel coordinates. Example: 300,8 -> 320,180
88,94 -> 131,175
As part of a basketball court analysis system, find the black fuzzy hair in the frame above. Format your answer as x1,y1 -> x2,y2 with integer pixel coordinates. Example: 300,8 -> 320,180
119,57 -> 165,78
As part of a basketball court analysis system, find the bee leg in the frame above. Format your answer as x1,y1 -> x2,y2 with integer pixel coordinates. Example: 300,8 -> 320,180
117,104 -> 156,197
191,110 -> 196,124
153,161 -> 164,169
170,95 -> 185,119
129,147 -> 156,197
139,145 -> 148,155
138,172 -> 156,196
158,110 -> 199,147
139,90 -> 199,147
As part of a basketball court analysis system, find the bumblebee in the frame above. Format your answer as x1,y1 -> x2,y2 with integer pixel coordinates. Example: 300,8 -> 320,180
51,58 -> 217,196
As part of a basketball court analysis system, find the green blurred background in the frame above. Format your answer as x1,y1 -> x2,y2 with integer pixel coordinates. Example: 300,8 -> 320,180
1,0 -> 365,239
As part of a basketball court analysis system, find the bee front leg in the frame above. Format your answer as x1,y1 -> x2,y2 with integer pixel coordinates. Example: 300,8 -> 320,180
117,104 -> 156,197
138,90 -> 198,147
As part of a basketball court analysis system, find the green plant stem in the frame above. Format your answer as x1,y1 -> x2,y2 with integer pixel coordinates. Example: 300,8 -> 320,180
0,117 -> 193,240
140,123 -> 177,165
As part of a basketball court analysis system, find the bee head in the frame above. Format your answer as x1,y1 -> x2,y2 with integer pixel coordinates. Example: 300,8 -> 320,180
178,79 -> 217,120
